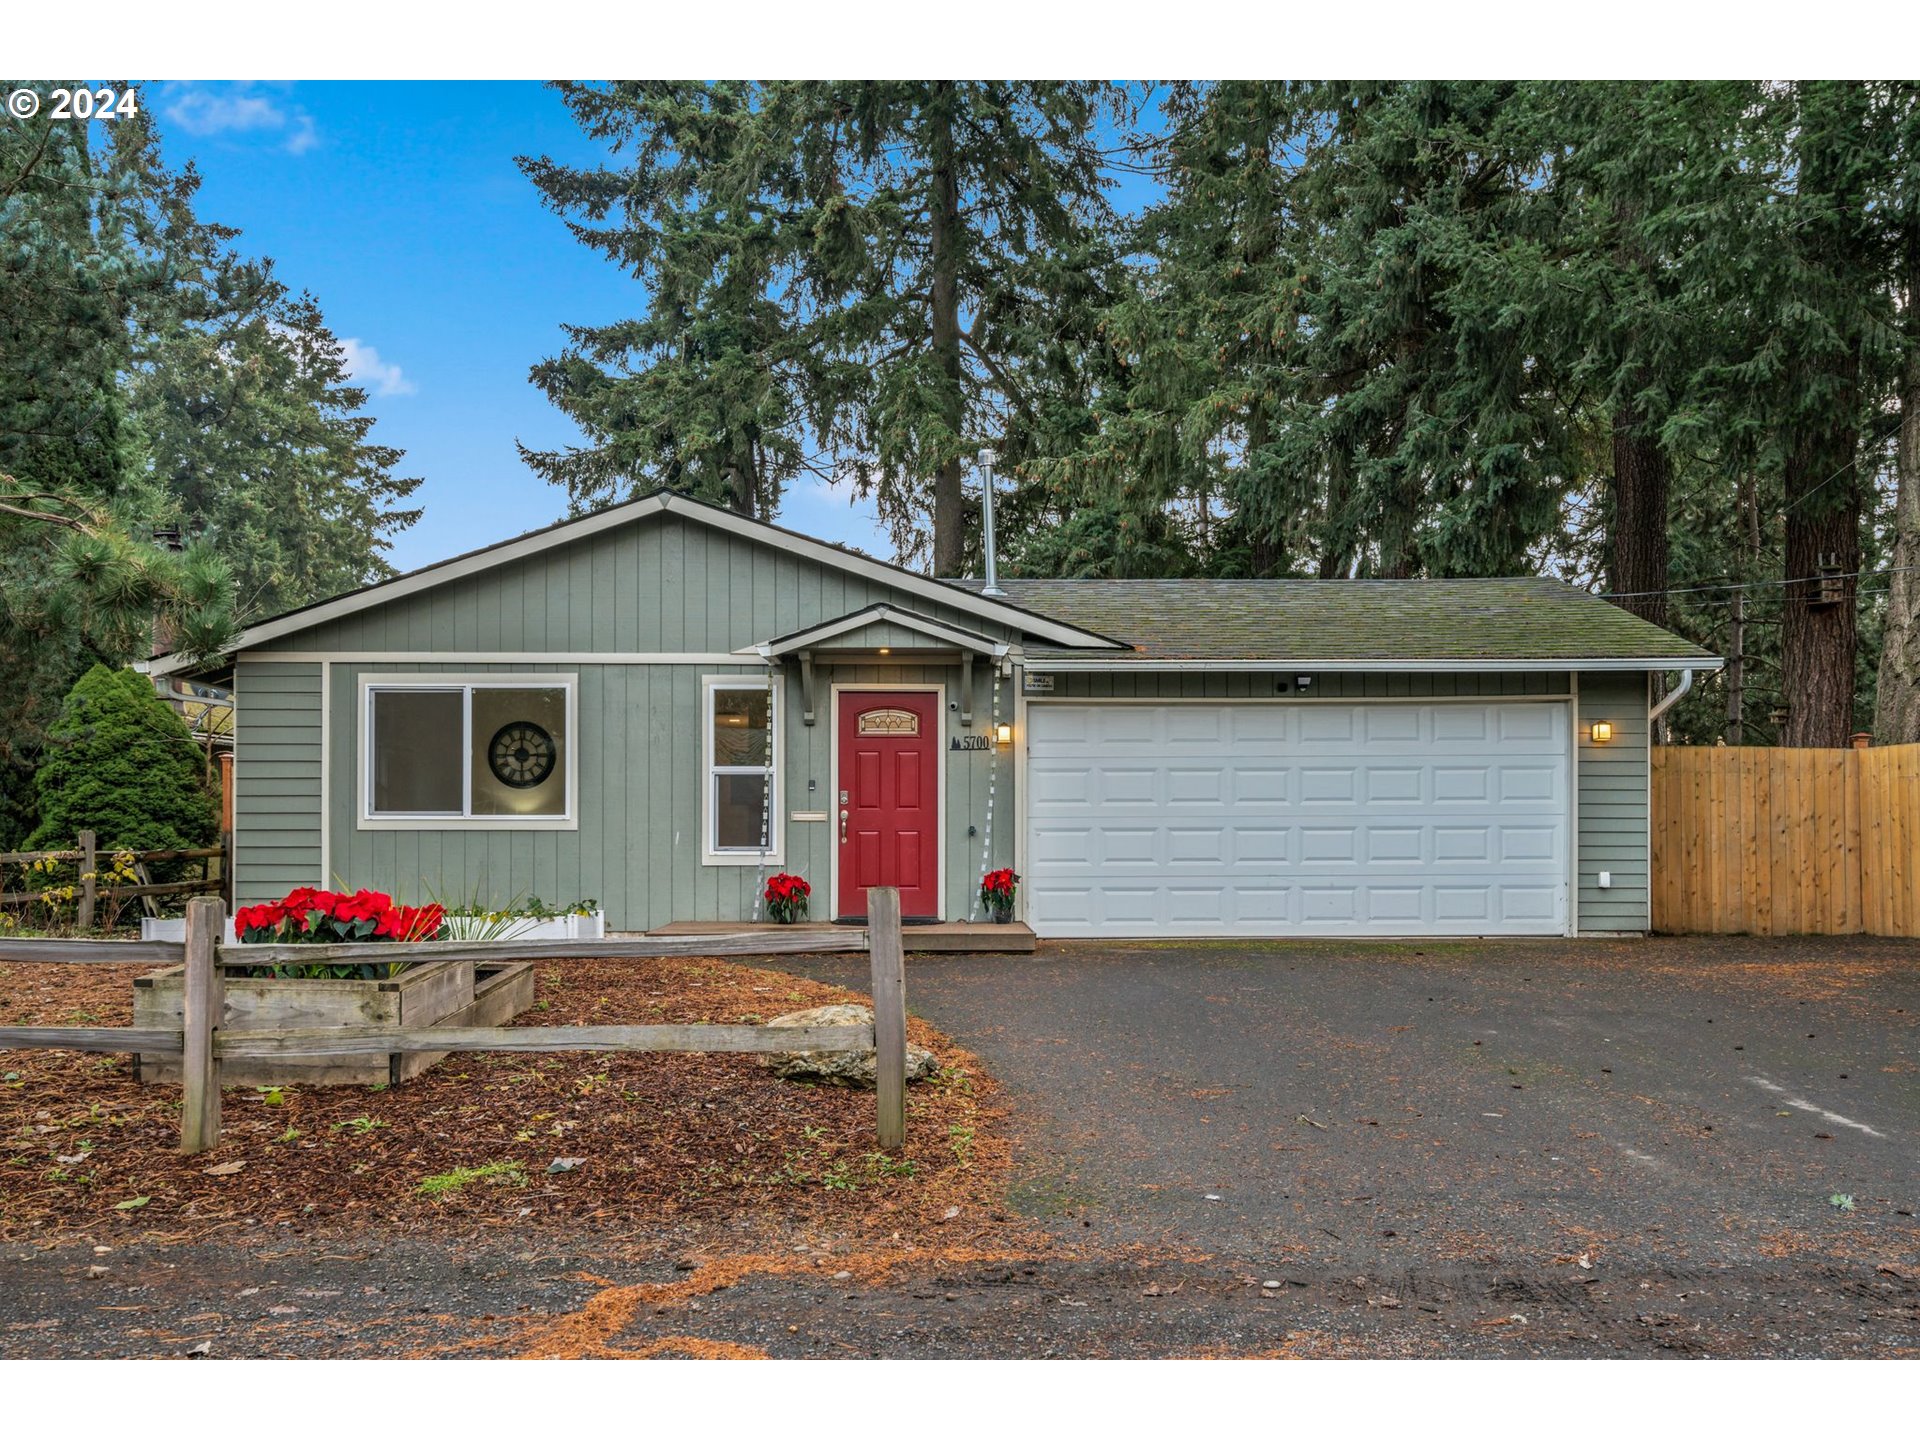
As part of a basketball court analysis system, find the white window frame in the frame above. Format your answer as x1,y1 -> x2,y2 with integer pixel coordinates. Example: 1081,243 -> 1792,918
702,673 -> 785,866
356,672 -> 578,831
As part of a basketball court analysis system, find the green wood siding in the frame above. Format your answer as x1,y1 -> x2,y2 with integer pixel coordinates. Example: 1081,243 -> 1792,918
1575,670 -> 1651,934
233,661 -> 324,901
314,659 -> 1013,931
273,516 -> 1003,655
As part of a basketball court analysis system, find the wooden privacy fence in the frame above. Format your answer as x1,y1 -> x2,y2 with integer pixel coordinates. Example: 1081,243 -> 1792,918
0,829 -> 228,927
1651,743 -> 1920,937
0,890 -> 911,1153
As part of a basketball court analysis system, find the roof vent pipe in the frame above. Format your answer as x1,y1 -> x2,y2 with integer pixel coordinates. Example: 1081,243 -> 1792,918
979,450 -> 1006,597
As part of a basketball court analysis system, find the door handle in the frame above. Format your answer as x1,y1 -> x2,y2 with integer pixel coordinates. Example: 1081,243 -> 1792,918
839,809 -> 849,842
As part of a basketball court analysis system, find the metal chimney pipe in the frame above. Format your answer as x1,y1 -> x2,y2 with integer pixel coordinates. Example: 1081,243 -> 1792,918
980,450 -> 1005,597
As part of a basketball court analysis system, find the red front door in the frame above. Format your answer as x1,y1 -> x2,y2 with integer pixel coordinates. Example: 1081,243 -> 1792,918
837,690 -> 941,921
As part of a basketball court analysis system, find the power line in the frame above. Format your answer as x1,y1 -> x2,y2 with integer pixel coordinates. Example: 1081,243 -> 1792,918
1598,563 -> 1920,601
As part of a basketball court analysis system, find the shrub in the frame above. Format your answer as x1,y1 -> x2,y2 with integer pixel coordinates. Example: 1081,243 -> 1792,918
26,665 -> 218,857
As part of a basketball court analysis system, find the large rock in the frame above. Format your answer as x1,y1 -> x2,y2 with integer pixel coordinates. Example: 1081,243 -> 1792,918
763,1003 -> 938,1088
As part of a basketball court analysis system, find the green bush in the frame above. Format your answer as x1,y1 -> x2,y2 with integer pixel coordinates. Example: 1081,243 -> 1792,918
25,665 -> 219,857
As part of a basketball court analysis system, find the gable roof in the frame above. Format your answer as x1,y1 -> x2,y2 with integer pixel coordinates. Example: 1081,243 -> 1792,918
146,490 -> 1122,675
956,578 -> 1720,670
755,603 -> 1017,658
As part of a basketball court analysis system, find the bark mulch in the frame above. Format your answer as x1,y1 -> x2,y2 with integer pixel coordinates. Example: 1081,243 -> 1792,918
0,954 -> 1013,1247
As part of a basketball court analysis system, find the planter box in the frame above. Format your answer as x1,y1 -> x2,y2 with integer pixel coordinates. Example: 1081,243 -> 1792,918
439,910 -> 605,942
139,910 -> 607,944
141,916 -> 238,944
132,959 -> 535,1088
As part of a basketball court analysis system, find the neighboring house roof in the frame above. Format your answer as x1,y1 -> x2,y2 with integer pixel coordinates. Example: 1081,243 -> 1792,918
145,490 -> 1123,675
952,578 -> 1720,670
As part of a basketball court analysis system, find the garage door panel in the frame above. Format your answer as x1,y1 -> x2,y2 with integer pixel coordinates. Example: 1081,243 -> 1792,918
1166,768 -> 1225,804
1025,701 -> 1570,938
1230,767 -> 1292,804
1095,767 -> 1159,805
1300,826 -> 1357,862
1363,767 -> 1423,804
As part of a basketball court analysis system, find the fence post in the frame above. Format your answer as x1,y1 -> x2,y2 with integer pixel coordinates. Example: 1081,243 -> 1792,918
77,830 -> 96,932
866,886 -> 907,1151
180,896 -> 226,1154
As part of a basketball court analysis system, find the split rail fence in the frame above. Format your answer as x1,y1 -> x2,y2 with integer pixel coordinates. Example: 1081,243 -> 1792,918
0,829 -> 228,927
1650,743 -> 1920,937
0,889 -> 910,1152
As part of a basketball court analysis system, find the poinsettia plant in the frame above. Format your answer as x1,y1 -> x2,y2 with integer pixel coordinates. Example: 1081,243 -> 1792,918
763,872 -> 811,924
233,886 -> 447,979
979,868 -> 1019,916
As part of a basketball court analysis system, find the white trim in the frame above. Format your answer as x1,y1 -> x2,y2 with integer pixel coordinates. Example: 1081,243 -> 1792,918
1013,662 -> 1030,924
233,651 -> 749,666
149,491 -> 1118,675
1023,657 -> 1721,674
1569,671 -> 1580,938
828,682 -> 947,921
355,672 -> 579,832
1646,669 -> 1655,933
1021,692 -> 1573,706
755,604 -> 1012,659
319,662 -> 332,886
701,673 -> 787,867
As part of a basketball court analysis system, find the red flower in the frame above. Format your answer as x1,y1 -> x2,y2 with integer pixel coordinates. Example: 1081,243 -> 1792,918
334,889 -> 392,923
980,868 -> 1020,900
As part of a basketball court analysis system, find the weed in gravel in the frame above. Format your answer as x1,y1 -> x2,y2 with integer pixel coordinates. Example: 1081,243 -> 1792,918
416,1160 -> 526,1198
948,1123 -> 976,1166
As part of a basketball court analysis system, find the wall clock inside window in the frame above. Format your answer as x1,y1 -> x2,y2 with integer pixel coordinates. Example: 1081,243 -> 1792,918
488,721 -> 557,788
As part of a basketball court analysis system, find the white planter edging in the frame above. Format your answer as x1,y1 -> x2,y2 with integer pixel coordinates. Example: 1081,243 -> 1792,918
141,916 -> 239,944
140,910 -> 605,945
435,911 -> 607,942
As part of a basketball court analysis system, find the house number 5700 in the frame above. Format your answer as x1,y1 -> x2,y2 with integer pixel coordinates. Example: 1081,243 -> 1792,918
950,735 -> 992,751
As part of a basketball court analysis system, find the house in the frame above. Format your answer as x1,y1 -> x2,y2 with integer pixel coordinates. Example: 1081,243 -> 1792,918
146,491 -> 1719,939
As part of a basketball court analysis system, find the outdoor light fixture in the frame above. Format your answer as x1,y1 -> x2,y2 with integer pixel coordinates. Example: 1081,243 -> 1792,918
995,721 -> 1013,746
1590,721 -> 1613,743
878,647 -> 891,655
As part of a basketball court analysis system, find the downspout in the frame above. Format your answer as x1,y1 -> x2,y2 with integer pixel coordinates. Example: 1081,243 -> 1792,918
1648,668 -> 1694,728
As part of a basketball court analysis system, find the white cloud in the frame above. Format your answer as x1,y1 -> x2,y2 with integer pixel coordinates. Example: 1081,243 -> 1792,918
161,83 -> 319,156
340,338 -> 416,397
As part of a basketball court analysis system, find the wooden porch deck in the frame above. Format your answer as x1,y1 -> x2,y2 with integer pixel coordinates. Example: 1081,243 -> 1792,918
642,920 -> 1036,954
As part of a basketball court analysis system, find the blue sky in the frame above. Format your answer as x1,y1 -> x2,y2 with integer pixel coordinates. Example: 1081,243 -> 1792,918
151,80 -> 903,571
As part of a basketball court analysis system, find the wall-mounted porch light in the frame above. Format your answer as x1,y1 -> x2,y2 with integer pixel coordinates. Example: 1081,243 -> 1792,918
1589,720 -> 1613,743
995,721 -> 1013,746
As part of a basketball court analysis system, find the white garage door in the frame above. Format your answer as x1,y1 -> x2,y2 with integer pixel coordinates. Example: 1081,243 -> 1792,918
1025,701 -> 1571,938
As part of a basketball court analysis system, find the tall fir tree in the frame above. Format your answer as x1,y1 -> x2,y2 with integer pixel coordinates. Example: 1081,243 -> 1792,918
525,80 -> 1124,573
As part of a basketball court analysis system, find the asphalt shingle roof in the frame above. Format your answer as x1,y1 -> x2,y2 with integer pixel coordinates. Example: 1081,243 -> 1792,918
949,577 -> 1716,663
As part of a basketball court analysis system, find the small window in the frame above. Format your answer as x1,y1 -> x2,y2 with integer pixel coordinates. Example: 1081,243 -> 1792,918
363,679 -> 573,825
704,677 -> 782,864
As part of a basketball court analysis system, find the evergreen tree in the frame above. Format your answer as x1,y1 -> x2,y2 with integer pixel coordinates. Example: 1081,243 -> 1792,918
26,663 -> 218,855
525,81 -> 1124,572
518,82 -> 824,520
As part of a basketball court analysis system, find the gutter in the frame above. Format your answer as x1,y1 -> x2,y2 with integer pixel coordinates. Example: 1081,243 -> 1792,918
1022,657 -> 1725,675
1647,668 -> 1695,725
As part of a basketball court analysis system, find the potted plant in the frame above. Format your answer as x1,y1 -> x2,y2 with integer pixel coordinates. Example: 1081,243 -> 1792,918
980,868 -> 1019,923
764,872 -> 811,924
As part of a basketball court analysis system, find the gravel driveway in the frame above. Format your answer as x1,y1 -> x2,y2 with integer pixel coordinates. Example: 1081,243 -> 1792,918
4,934 -> 1914,1357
